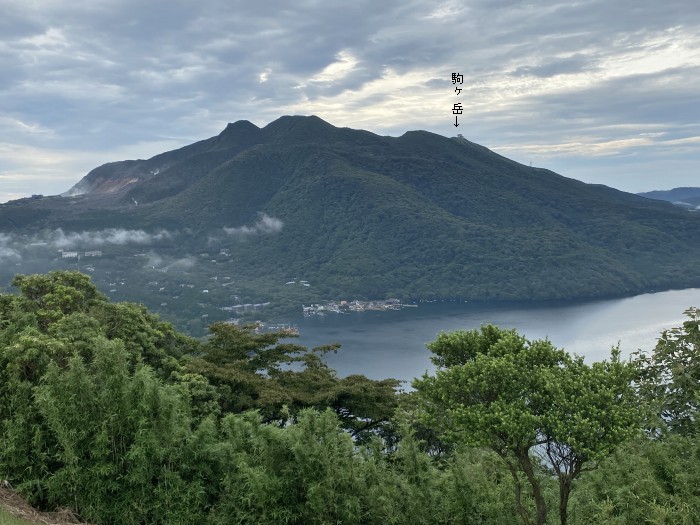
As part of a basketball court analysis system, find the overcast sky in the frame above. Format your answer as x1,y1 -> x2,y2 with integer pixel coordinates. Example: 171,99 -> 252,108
1,0 -> 699,203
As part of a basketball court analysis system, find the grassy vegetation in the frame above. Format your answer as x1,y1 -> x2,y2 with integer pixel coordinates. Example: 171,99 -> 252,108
1,271 -> 699,524
0,489 -> 85,525
0,508 -> 31,525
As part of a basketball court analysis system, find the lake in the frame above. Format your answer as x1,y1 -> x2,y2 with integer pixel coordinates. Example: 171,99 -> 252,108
293,288 -> 700,383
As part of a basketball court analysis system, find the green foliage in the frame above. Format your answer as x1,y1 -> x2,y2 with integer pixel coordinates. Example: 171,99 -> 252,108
210,409 -> 364,524
185,322 -> 400,438
202,410 -> 516,525
570,434 -> 700,524
11,272 -> 107,331
6,271 -> 196,373
414,325 -> 640,525
2,270 -> 700,525
0,271 -> 406,523
34,340 -> 203,524
636,307 -> 700,435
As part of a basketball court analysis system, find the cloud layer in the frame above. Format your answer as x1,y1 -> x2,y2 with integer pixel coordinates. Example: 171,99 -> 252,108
0,228 -> 175,259
1,0 -> 699,201
49,228 -> 173,249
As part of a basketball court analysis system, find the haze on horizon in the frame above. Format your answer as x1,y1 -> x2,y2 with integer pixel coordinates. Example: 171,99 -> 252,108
1,0 -> 699,203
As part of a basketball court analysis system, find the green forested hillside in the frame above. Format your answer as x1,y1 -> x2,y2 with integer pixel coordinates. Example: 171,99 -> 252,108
1,116 -> 700,327
1,271 -> 699,525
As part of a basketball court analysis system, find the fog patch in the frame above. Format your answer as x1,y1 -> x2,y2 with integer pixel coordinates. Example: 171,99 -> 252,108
144,251 -> 164,268
168,256 -> 197,270
222,214 -> 283,237
0,234 -> 22,262
49,228 -> 173,249
143,251 -> 197,272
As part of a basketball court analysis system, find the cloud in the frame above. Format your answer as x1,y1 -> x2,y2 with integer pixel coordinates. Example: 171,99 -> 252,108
310,50 -> 359,83
168,256 -> 197,270
0,233 -> 22,261
48,228 -> 173,249
0,246 -> 21,262
141,252 -> 197,271
222,214 -> 283,237
0,228 -> 180,269
1,0 -> 700,197
144,251 -> 164,268
0,116 -> 53,136
512,54 -> 599,78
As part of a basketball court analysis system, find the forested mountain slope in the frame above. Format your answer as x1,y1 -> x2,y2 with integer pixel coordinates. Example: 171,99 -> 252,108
1,116 -> 699,323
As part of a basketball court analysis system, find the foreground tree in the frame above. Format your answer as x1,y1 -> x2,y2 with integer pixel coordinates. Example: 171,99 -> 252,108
185,322 -> 400,438
636,306 -> 700,435
414,325 -> 640,525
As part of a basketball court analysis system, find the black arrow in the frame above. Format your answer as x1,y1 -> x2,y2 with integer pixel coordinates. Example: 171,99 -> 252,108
454,115 -> 459,127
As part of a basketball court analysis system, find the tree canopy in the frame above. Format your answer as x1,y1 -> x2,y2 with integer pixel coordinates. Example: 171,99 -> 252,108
636,307 -> 700,436
1,271 -> 699,525
413,325 -> 640,525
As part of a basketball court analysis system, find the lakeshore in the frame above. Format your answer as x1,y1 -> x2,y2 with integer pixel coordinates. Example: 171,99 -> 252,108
302,299 -> 419,316
292,287 -> 700,381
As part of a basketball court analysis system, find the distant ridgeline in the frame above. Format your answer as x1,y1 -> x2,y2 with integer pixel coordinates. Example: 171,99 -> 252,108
637,187 -> 700,209
2,115 -> 700,334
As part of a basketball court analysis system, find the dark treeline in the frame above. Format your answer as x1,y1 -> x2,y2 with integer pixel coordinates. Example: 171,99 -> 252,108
0,271 -> 698,524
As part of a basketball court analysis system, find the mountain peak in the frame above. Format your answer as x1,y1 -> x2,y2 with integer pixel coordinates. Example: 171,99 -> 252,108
214,120 -> 262,150
267,114 -> 333,127
5,115 -> 700,318
261,115 -> 339,143
221,120 -> 260,134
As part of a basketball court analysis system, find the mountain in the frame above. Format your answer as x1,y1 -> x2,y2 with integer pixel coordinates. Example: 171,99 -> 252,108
2,115 -> 700,332
638,187 -> 700,209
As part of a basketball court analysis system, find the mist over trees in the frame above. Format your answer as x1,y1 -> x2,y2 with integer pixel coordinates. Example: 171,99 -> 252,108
0,271 -> 699,524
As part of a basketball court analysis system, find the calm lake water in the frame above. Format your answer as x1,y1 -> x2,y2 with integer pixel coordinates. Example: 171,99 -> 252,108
293,288 -> 700,383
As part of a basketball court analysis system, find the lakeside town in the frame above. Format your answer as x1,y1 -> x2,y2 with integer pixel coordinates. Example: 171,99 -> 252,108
302,298 -> 418,316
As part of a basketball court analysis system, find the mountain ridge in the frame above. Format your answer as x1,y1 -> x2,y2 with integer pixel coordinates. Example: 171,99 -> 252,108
638,187 -> 700,208
2,115 -> 699,329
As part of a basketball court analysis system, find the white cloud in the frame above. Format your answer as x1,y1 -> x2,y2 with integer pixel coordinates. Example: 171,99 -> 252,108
168,256 -> 197,270
0,0 -> 699,197
0,246 -> 22,262
144,251 -> 164,268
283,66 -> 444,131
21,27 -> 69,52
259,68 -> 271,83
424,0 -> 466,20
310,50 -> 359,83
223,214 -> 283,236
0,116 -> 53,136
0,233 -> 22,261
49,228 -> 173,249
